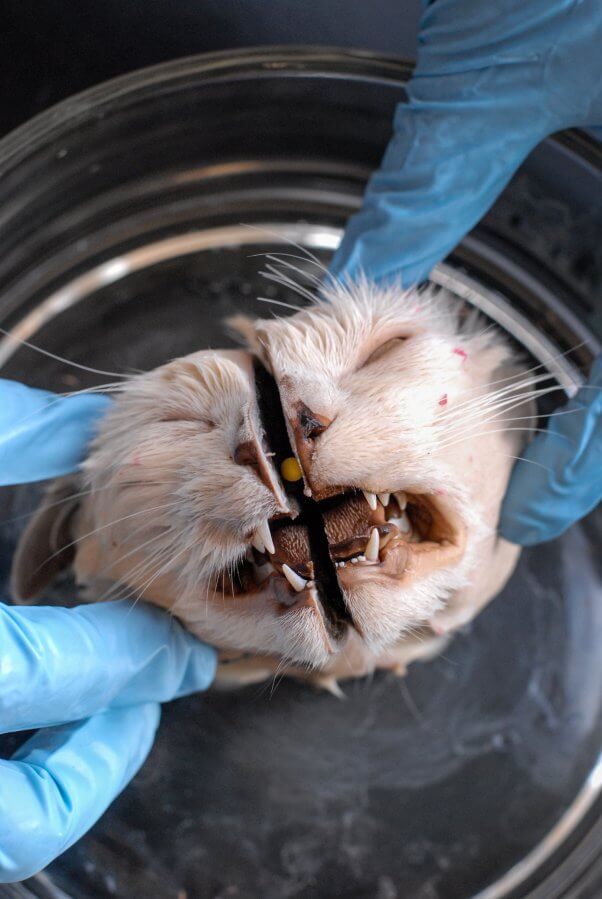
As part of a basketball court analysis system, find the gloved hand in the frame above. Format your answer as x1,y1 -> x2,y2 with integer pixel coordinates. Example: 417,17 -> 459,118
329,0 -> 602,545
330,0 -> 602,287
0,379 -> 111,485
0,378 -> 217,882
0,601 -> 216,883
499,355 -> 602,544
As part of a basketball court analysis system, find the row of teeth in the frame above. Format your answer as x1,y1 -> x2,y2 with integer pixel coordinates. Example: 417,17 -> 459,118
362,489 -> 407,512
335,525 -> 380,568
251,491 -> 407,555
250,491 -> 412,593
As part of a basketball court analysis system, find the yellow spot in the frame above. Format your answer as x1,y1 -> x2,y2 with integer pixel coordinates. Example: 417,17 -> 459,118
281,456 -> 303,482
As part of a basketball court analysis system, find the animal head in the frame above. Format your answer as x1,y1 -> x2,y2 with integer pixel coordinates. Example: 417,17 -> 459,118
12,280 -> 531,672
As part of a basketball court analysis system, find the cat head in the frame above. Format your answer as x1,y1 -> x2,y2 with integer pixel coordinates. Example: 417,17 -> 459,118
12,281 -> 530,670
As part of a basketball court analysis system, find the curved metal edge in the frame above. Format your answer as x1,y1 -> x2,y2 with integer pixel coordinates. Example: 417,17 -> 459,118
0,47 -> 411,175
474,757 -> 602,899
0,225 -> 583,394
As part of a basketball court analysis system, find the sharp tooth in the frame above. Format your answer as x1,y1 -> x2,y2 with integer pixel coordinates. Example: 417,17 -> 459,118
363,490 -> 378,511
365,527 -> 380,562
282,564 -> 307,592
395,491 -> 408,511
398,512 -> 411,533
378,492 -> 390,507
256,520 -> 275,555
251,534 -> 265,554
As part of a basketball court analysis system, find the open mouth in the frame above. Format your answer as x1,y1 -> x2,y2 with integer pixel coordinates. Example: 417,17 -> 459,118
218,361 -> 465,648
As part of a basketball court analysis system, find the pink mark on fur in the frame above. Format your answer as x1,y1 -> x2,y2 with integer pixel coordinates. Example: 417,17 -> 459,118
131,453 -> 141,466
438,393 -> 448,406
430,619 -> 447,637
434,488 -> 446,496
468,454 -> 474,464
453,347 -> 468,364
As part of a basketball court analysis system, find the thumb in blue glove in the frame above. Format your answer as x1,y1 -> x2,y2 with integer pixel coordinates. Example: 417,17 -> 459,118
0,379 -> 111,486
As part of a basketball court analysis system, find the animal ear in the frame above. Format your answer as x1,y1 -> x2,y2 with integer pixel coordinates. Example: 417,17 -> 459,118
11,479 -> 80,602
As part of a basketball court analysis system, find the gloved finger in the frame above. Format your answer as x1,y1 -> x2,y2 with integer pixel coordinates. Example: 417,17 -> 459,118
0,702 -> 159,883
329,80 -> 546,287
499,357 -> 602,546
0,600 -> 216,733
330,0 -> 602,288
0,379 -> 111,486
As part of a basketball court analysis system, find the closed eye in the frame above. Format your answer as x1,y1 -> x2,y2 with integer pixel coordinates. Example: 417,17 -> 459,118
361,336 -> 406,368
158,413 -> 216,429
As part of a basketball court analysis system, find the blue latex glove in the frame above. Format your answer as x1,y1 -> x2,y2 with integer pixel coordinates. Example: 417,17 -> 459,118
330,0 -> 602,287
0,379 -> 217,882
0,602 -> 216,883
329,0 -> 602,544
499,356 -> 602,545
0,379 -> 112,486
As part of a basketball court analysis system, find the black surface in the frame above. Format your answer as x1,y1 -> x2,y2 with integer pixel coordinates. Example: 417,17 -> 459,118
1,0 -> 418,137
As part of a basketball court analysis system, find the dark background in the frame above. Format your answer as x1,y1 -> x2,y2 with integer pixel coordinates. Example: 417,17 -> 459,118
0,0 -> 420,137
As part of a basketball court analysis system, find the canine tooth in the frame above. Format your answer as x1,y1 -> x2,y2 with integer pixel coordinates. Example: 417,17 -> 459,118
363,490 -> 378,511
395,491 -> 408,511
257,520 -> 275,555
365,527 -> 380,562
282,564 -> 307,592
251,534 -> 265,554
398,512 -> 411,533
378,492 -> 390,507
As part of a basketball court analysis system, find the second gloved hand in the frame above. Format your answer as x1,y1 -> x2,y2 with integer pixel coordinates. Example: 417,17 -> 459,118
330,0 -> 602,287
0,600 -> 216,883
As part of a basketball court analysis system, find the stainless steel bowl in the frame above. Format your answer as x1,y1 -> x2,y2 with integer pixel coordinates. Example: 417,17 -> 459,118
0,48 -> 601,899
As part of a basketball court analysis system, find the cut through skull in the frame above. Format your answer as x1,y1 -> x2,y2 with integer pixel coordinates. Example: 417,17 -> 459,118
11,280 -> 534,689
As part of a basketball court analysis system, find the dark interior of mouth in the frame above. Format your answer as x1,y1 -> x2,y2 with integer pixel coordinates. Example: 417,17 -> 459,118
252,360 -> 352,637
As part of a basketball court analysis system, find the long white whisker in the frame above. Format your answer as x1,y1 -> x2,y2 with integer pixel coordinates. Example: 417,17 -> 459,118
0,327 -> 132,379
256,295 -> 303,312
36,500 -> 182,572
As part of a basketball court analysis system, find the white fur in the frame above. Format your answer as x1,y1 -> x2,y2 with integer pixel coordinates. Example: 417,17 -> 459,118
24,282 -> 532,677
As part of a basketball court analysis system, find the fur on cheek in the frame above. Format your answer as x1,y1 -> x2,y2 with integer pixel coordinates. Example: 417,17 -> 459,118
15,281 -> 533,685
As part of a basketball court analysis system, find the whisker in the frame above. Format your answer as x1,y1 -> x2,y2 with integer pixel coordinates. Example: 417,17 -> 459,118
256,296 -> 303,312
260,266 -> 318,305
34,500 -> 182,573
0,327 -> 133,379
